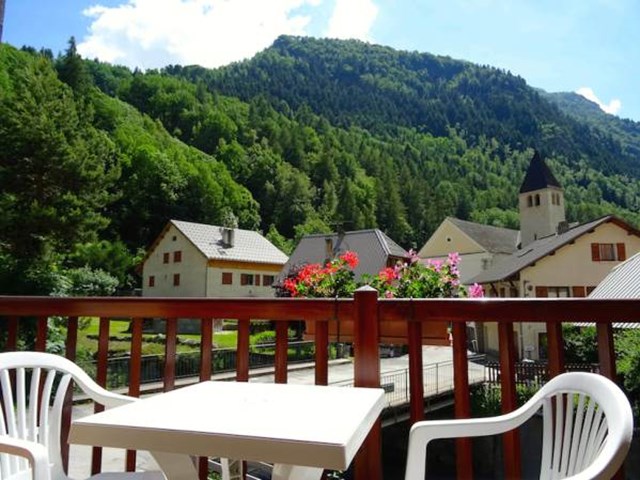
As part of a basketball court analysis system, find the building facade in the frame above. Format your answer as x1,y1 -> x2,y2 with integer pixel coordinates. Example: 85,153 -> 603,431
142,220 -> 288,299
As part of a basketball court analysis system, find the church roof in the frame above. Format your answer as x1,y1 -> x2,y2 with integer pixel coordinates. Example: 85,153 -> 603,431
519,150 -> 562,193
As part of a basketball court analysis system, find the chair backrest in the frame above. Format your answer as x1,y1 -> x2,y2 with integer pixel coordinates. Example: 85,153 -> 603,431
405,372 -> 633,480
0,352 -> 111,480
536,372 -> 632,479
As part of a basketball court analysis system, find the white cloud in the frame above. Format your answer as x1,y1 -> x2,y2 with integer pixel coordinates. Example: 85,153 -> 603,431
325,0 -> 379,41
78,0 -> 323,70
576,87 -> 622,115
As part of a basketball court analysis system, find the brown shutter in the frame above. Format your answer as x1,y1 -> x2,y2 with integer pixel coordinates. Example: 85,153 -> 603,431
617,243 -> 626,261
572,286 -> 586,297
591,243 -> 600,261
255,275 -> 261,286
535,286 -> 548,298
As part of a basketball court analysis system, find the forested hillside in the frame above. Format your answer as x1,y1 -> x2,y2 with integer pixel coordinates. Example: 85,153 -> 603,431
2,36 -> 640,295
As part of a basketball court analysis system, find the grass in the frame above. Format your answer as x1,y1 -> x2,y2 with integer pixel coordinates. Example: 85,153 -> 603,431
75,318 -> 239,357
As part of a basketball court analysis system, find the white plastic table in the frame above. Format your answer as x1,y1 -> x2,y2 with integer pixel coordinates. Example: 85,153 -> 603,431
69,381 -> 385,480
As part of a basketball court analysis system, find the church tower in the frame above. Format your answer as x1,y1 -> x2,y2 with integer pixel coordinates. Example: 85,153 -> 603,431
518,151 -> 566,247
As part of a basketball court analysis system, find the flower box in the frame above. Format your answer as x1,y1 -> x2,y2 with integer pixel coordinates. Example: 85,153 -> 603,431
304,318 -> 449,346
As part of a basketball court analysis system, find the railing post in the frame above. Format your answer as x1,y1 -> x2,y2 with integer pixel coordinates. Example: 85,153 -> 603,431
498,322 -> 521,479
452,322 -> 472,480
408,311 -> 424,423
546,321 -> 565,378
353,286 -> 382,480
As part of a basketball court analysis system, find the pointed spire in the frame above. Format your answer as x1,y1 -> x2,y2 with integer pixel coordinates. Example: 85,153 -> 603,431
519,150 -> 561,193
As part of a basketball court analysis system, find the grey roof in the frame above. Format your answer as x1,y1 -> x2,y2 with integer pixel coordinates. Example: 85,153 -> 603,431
519,150 -> 562,193
470,216 -> 627,284
448,217 -> 519,254
280,229 -> 409,281
589,251 -> 640,299
573,252 -> 640,329
171,220 -> 288,264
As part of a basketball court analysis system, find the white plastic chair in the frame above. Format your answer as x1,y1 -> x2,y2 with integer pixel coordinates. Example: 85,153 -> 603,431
405,372 -> 633,480
0,351 -> 201,480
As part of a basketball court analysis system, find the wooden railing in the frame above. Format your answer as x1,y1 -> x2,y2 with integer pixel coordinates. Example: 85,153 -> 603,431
1,292 -> 639,480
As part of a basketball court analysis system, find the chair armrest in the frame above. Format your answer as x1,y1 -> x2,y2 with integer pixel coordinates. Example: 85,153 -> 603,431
0,436 -> 51,480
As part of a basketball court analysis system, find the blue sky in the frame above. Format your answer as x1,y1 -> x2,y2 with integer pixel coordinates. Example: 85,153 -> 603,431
4,0 -> 639,121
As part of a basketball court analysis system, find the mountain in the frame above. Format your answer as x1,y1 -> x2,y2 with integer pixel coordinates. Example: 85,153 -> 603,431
545,91 -> 640,159
171,35 -> 640,177
2,37 -> 640,294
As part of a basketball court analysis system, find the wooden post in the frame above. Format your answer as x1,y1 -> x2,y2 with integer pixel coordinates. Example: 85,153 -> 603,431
407,316 -> 424,423
498,322 -> 520,479
91,317 -> 110,475
275,321 -> 289,384
546,321 -> 565,378
314,320 -> 329,386
452,322 -> 472,479
126,317 -> 143,472
236,318 -> 250,382
61,316 -> 78,473
164,318 -> 177,392
353,286 -> 382,480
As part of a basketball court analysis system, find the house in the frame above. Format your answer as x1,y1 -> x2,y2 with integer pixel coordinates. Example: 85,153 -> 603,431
588,251 -> 640,300
280,229 -> 409,282
417,217 -> 518,283
572,252 -> 640,330
142,220 -> 288,298
419,151 -> 640,359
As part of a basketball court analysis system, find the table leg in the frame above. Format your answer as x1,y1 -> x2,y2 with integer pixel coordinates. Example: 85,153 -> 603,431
150,451 -> 199,480
220,458 -> 243,480
272,464 -> 324,480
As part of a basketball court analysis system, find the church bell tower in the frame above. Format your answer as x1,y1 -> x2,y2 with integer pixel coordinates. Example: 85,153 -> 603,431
518,151 -> 566,248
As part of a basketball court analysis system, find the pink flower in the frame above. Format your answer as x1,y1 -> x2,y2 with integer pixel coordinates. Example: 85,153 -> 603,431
447,252 -> 461,267
408,249 -> 420,264
469,283 -> 484,298
340,251 -> 359,269
384,290 -> 395,298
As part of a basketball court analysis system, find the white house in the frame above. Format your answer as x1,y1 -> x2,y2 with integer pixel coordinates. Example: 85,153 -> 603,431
142,220 -> 288,298
419,151 -> 640,359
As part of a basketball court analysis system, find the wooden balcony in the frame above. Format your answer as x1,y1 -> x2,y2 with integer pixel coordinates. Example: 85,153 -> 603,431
0,292 -> 638,479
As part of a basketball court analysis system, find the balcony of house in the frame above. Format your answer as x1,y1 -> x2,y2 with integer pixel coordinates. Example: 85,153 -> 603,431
0,293 -> 638,480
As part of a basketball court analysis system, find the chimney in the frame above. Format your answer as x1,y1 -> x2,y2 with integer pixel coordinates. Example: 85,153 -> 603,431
220,227 -> 235,248
556,221 -> 569,235
325,237 -> 333,260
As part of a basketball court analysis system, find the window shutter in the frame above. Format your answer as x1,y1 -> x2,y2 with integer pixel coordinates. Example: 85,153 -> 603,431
535,286 -> 548,298
572,286 -> 586,297
591,243 -> 600,261
255,275 -> 261,286
617,243 -> 626,261
240,274 -> 247,286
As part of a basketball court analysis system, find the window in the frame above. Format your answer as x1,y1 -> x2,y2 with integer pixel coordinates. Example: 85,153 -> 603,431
547,287 -> 570,298
527,195 -> 533,207
591,243 -> 626,262
173,274 -> 180,286
240,274 -> 254,286
148,276 -> 155,287
222,272 -> 233,285
263,275 -> 275,287
163,252 -> 170,264
534,194 -> 540,206
174,250 -> 182,262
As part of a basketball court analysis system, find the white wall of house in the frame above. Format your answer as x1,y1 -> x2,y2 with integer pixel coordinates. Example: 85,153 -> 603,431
142,224 -> 207,297
419,219 -> 483,257
205,263 -> 282,298
482,222 -> 640,360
